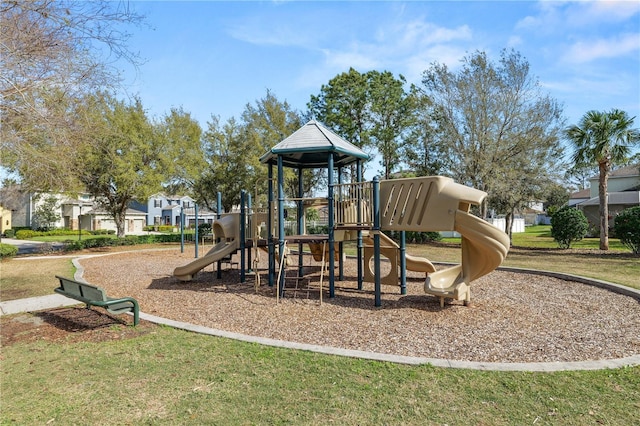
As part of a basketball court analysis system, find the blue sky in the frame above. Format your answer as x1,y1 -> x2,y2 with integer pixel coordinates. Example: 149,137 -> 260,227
120,1 -> 639,153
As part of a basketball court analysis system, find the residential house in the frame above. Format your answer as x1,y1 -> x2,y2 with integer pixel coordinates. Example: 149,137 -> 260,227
574,164 -> 640,228
131,193 -> 217,228
4,190 -> 146,233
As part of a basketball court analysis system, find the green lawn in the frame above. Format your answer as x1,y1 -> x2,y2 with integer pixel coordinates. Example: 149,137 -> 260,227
2,325 -> 638,425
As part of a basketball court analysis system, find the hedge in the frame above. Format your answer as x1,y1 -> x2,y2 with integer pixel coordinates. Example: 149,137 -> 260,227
0,243 -> 18,259
63,233 -> 183,251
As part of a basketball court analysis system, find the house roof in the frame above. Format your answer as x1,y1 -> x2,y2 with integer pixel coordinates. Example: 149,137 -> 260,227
579,191 -> 640,206
589,163 -> 640,180
609,164 -> 640,178
569,188 -> 590,199
259,120 -> 369,169
84,207 -> 147,216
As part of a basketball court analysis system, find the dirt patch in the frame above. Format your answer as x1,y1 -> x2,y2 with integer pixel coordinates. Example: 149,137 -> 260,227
1,307 -> 154,347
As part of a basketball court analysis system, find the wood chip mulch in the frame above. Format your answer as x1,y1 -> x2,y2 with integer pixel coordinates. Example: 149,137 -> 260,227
73,248 -> 640,363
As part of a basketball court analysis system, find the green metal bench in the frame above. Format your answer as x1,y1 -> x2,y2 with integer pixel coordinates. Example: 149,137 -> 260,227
54,276 -> 140,326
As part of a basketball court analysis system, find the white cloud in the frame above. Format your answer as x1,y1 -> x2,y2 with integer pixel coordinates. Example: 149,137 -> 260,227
573,0 -> 640,25
517,0 -> 640,31
564,32 -> 640,63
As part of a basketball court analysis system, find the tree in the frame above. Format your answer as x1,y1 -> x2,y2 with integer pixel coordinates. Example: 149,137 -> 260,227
78,93 -> 162,237
32,194 -> 60,231
194,116 -> 249,213
158,107 -> 206,196
367,71 -> 416,180
0,0 -> 143,191
194,91 -> 306,212
401,87 -> 446,177
542,183 -> 570,217
420,49 -> 565,219
565,109 -> 640,250
240,90 -> 308,204
308,68 -> 372,152
308,68 -> 373,180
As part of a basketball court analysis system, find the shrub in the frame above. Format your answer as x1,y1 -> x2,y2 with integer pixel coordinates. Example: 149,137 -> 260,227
550,206 -> 589,249
198,223 -> 212,235
15,229 -> 38,239
4,229 -> 15,238
0,243 -> 18,258
308,225 -> 328,235
614,206 -> 640,254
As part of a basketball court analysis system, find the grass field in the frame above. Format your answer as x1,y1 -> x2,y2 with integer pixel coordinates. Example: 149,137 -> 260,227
2,324 -> 639,425
1,226 -> 639,424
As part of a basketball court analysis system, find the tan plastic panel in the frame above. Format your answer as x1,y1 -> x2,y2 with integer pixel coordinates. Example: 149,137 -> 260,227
379,176 -> 486,232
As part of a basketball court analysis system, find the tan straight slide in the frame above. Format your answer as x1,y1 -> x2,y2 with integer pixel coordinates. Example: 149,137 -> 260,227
173,240 -> 239,281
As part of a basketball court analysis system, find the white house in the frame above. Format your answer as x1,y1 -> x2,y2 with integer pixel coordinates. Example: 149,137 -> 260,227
131,193 -> 217,228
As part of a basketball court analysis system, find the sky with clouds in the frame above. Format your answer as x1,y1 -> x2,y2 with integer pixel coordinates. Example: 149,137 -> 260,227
120,1 -> 639,144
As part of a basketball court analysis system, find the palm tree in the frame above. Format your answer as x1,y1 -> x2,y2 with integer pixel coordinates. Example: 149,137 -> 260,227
565,109 -> 640,250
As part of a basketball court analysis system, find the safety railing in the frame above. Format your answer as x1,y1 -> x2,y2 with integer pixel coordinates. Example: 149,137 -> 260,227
332,181 -> 374,228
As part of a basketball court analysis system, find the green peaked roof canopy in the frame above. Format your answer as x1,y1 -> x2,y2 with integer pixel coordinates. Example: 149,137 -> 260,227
260,120 -> 369,169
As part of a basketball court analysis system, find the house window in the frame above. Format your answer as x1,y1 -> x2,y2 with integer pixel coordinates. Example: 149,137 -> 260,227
154,199 -> 162,208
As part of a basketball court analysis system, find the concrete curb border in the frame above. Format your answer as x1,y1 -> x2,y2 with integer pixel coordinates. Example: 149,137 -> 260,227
2,252 -> 639,371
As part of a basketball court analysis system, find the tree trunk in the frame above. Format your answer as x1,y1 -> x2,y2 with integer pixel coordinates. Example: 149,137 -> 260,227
598,161 -> 610,250
114,212 -> 126,238
504,210 -> 514,242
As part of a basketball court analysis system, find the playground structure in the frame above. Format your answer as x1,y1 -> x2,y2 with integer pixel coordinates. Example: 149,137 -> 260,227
174,120 -> 510,307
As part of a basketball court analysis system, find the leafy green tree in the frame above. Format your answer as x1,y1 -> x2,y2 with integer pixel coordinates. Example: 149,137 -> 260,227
241,90 -> 308,204
550,206 -> 589,249
0,0 -> 143,192
367,71 -> 416,180
614,206 -> 640,254
194,116 -> 249,213
309,68 -> 417,180
542,183 -> 570,217
401,87 -> 446,177
159,107 -> 206,196
194,91 -> 306,212
565,109 -> 640,250
78,93 -> 163,237
32,194 -> 60,231
308,68 -> 372,152
420,49 -> 565,218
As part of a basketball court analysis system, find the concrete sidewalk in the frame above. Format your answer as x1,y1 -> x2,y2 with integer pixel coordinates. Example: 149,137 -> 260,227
0,294 -> 79,316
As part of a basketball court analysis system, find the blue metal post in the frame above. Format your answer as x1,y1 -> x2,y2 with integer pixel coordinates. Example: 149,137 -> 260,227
216,192 -> 222,279
268,165 -> 275,287
357,160 -> 364,290
194,204 -> 199,258
373,177 -> 381,307
297,168 -> 304,278
247,193 -> 252,272
328,153 -> 335,298
240,190 -> 246,283
337,166 -> 344,281
180,206 -> 184,253
277,156 -> 286,297
400,230 -> 407,294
